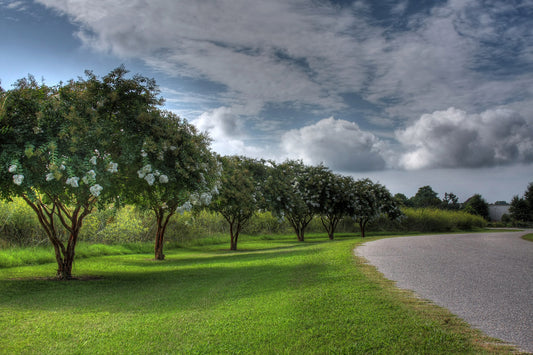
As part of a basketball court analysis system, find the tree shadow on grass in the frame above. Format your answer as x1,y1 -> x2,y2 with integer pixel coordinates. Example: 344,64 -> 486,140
0,245 -> 331,315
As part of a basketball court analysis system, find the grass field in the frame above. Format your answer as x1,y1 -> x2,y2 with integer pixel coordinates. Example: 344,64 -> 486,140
522,233 -> 533,242
0,234 -> 516,354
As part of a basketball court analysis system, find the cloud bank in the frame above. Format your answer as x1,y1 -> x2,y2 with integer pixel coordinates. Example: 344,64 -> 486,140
35,0 -> 533,121
29,0 -> 533,175
396,107 -> 533,170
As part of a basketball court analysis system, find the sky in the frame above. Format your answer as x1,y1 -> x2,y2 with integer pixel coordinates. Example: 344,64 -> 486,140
1,0 -> 532,203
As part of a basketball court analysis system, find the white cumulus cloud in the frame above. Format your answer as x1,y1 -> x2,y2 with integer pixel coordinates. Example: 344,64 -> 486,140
281,117 -> 387,172
396,107 -> 533,169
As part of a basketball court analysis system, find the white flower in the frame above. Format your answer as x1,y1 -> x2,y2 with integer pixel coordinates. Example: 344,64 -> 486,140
90,184 -> 103,197
142,164 -> 152,173
60,164 -> 66,170
66,176 -> 79,188
46,173 -> 55,181
153,170 -> 161,177
157,151 -> 164,161
144,173 -> 155,186
89,156 -> 98,165
169,145 -> 177,151
83,170 -> 96,184
159,174 -> 169,184
176,201 -> 192,214
200,192 -> 212,205
13,174 -> 24,185
140,149 -> 147,157
137,170 -> 146,179
107,162 -> 118,173
8,165 -> 17,173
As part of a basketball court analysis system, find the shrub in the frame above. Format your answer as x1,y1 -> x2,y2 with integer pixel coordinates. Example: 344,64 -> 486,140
0,198 -> 47,247
384,208 -> 487,233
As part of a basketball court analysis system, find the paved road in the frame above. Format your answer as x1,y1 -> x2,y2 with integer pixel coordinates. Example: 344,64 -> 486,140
355,231 -> 533,353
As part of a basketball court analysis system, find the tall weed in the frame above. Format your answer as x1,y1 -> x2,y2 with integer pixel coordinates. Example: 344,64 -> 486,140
0,198 -> 47,247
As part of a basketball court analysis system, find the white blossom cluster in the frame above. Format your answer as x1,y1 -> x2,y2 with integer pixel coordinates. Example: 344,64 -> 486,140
176,201 -> 192,214
8,164 -> 24,186
137,164 -> 169,186
42,155 -> 118,197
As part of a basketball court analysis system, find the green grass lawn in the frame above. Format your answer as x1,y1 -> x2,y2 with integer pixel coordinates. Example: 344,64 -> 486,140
0,234 -> 515,354
522,233 -> 533,242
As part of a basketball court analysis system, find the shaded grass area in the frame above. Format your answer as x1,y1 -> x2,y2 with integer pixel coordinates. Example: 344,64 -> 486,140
0,234 -> 516,354
0,243 -> 154,269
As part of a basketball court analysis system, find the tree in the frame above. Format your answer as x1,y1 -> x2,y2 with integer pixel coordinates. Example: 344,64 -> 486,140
524,182 -> 533,221
463,194 -> 489,220
0,73 -> 135,279
207,156 -> 267,250
509,196 -> 529,222
265,161 -> 323,242
111,89 -> 218,259
349,178 -> 401,238
394,193 -> 411,207
509,182 -> 533,222
410,185 -> 441,208
310,170 -> 353,240
441,192 -> 460,210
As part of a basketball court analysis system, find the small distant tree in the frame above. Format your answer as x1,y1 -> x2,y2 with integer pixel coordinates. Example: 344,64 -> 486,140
509,196 -> 529,222
310,170 -> 353,240
509,182 -> 533,223
394,193 -> 411,207
265,160 -> 323,241
208,156 -> 267,250
410,185 -> 441,208
441,192 -> 460,210
463,194 -> 489,220
349,178 -> 401,238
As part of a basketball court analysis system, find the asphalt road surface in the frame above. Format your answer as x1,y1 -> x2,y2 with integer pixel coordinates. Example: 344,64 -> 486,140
355,230 -> 533,353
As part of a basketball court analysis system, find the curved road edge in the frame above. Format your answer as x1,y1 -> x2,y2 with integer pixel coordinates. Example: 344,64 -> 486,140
355,230 -> 533,353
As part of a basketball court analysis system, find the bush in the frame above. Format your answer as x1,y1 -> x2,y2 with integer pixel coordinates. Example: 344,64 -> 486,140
1,198 -> 489,249
0,198 -> 47,247
383,208 -> 487,233
242,211 -> 292,235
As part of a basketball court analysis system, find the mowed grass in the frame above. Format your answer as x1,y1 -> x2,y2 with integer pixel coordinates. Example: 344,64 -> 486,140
522,233 -> 533,242
0,234 -> 514,354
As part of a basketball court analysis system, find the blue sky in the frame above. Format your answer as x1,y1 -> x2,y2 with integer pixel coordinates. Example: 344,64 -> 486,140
1,0 -> 533,202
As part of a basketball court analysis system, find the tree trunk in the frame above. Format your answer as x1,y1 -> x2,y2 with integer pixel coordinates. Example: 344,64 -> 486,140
229,222 -> 237,250
359,220 -> 368,238
297,227 -> 305,242
154,227 -> 165,260
21,196 -> 72,279
154,208 -> 174,261
58,238 -> 76,279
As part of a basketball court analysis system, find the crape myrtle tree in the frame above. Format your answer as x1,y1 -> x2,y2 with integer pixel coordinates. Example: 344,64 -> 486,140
349,178 -> 401,238
0,73 -> 135,279
116,101 -> 219,260
308,168 -> 354,240
208,155 -> 267,250
123,111 -> 219,260
265,160 -> 324,242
